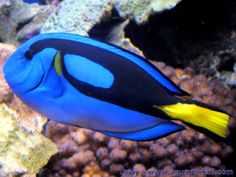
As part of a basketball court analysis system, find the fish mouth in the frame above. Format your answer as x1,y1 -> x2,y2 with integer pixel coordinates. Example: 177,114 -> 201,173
3,55 -> 45,93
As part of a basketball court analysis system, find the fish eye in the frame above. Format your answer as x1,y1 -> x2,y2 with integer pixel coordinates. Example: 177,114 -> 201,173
24,49 -> 34,60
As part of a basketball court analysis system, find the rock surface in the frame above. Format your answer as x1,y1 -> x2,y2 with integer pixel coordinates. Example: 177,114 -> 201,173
0,104 -> 58,176
41,0 -> 113,36
0,0 -> 54,44
113,0 -> 182,24
41,0 -> 182,35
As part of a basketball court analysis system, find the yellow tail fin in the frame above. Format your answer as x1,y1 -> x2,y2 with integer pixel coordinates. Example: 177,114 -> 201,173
154,103 -> 229,138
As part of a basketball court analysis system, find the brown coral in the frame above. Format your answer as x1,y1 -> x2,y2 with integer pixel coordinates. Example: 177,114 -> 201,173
0,43 -> 16,104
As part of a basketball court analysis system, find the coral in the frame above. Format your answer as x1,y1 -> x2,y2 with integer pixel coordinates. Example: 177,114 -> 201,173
41,0 -> 113,36
41,60 -> 236,176
110,148 -> 127,162
0,43 -> 15,104
113,0 -> 182,24
0,104 -> 58,176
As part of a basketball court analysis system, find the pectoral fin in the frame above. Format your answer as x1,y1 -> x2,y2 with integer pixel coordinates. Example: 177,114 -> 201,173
54,51 -> 62,76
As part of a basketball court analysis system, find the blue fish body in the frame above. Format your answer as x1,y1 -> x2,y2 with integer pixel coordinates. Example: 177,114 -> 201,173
4,33 -> 229,140
23,0 -> 45,4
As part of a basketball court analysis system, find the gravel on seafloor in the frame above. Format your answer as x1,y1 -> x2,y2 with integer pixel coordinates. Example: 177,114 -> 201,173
39,61 -> 236,177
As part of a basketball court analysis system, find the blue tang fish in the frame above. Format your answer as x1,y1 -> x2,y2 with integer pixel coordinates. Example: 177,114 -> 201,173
23,0 -> 45,4
3,33 -> 229,141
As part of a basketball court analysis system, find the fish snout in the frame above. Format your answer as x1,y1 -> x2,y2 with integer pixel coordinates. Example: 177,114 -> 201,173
3,55 -> 44,93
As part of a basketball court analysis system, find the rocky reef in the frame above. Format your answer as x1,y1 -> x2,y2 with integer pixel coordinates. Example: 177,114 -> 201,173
113,0 -> 182,24
0,0 -> 54,44
0,104 -> 57,176
0,0 -> 183,43
41,0 -> 112,36
41,0 -> 182,35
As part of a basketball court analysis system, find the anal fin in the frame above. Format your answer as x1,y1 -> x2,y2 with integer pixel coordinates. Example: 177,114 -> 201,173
99,122 -> 183,141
